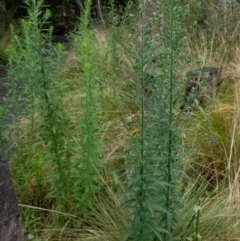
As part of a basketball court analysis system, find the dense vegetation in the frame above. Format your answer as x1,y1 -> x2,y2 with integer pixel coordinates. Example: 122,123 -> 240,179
1,0 -> 240,240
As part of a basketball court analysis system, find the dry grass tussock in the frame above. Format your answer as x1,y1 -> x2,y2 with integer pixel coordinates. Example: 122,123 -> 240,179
18,173 -> 129,241
182,177 -> 240,240
178,25 -> 240,239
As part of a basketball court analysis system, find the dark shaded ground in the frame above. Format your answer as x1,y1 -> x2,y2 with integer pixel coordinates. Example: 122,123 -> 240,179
52,34 -> 71,46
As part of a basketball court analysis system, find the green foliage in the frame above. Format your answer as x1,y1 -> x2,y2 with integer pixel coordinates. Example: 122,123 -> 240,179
5,0 -> 107,219
69,0 -> 104,217
122,0 -> 191,240
6,0 -> 70,209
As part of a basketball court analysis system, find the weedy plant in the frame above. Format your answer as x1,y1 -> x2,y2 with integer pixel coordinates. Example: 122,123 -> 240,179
121,0 -> 194,240
69,0 -> 104,218
6,0 -> 70,210
5,0 -> 108,219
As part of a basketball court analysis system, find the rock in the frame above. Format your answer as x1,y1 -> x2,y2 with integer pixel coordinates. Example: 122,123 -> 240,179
0,149 -> 24,241
180,67 -> 222,110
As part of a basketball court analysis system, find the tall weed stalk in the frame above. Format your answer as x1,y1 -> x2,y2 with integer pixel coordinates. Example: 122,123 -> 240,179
123,0 -> 189,240
71,0 -> 103,217
6,0 -> 70,209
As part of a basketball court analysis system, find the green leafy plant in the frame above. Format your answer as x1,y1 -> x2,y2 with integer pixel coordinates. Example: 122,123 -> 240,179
6,0 -> 70,209
122,0 -> 190,240
70,0 -> 104,217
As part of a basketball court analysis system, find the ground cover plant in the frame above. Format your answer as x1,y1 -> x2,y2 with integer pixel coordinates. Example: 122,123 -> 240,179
1,0 -> 240,240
